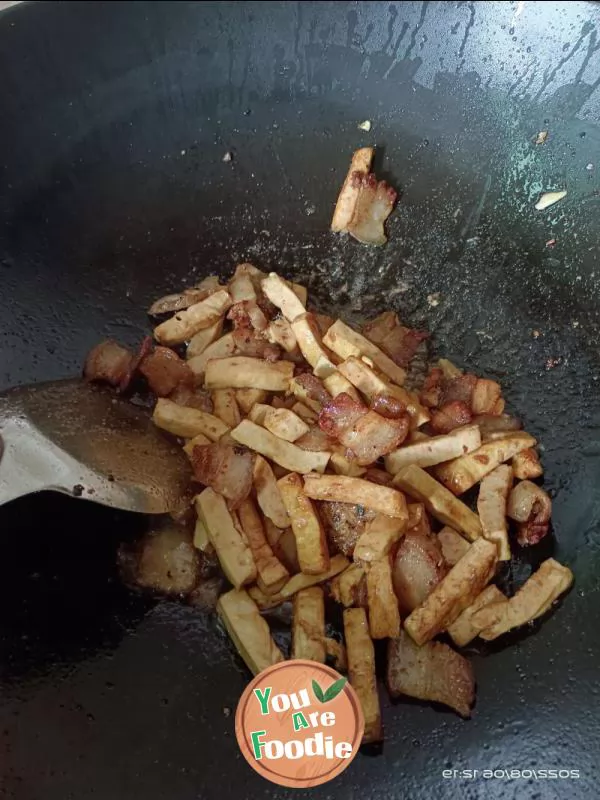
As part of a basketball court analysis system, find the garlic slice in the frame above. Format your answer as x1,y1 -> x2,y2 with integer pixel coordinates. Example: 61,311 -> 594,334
534,190 -> 567,210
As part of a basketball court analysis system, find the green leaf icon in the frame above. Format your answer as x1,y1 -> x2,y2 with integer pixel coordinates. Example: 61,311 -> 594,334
312,677 -> 347,703
312,679 -> 325,703
323,677 -> 347,702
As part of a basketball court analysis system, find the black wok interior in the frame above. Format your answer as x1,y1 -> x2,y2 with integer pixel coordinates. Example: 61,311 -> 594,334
1,2 -> 600,798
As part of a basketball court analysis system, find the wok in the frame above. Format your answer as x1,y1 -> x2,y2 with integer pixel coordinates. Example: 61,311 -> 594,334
1,1 -> 599,798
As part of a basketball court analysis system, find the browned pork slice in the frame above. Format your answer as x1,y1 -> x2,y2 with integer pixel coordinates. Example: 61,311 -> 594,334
319,392 -> 365,433
319,501 -> 376,556
187,575 -> 225,611
363,467 -> 395,487
420,366 -> 443,408
294,373 -> 331,407
430,400 -> 472,434
370,394 -> 406,419
346,173 -> 397,246
379,325 -> 429,368
139,346 -> 194,397
343,410 -> 410,465
362,311 -> 398,345
84,340 -> 133,387
440,373 -> 478,406
119,335 -> 156,392
190,442 -> 254,509
386,630 -> 475,718
507,480 -> 552,546
437,526 -> 470,566
392,530 -> 448,614
319,392 -> 409,465
228,302 -> 280,361
295,427 -> 337,452
168,385 -> 214,413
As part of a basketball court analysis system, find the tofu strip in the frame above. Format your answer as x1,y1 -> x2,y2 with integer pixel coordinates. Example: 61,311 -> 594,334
248,555 -> 350,609
153,398 -> 229,441
278,472 -> 330,575
384,425 -> 481,474
236,388 -> 268,414
195,489 -> 257,588
330,563 -> 365,607
323,319 -> 406,386
291,313 -> 336,370
353,515 -> 404,562
217,589 -> 283,675
154,289 -> 232,345
263,407 -> 309,442
366,557 -> 401,639
337,356 -> 428,427
187,333 -> 236,378
303,473 -> 408,521
237,498 -> 289,590
187,319 -> 224,359
321,370 -> 361,402
344,608 -> 382,743
261,273 -> 306,322
204,357 -> 294,391
474,558 -> 573,641
434,432 -> 536,495
477,464 -> 512,561
447,585 -> 506,646
437,526 -> 470,566
253,455 -> 290,528
329,451 -> 367,477
404,538 -> 497,645
292,587 -> 326,662
231,419 -> 330,473
393,464 -> 482,542
211,388 -> 241,428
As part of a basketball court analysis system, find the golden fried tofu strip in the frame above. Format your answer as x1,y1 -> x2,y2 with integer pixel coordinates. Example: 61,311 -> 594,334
384,425 -> 481,474
404,538 -> 497,645
154,289 -> 232,345
434,433 -> 536,495
249,555 -> 350,609
231,420 -> 330,473
323,320 -> 406,386
344,608 -> 382,743
303,474 -> 408,520
447,585 -> 506,646
218,589 -> 283,675
205,357 -> 294,391
474,558 -> 573,640
153,398 -> 229,441
393,465 -> 482,541
278,473 -> 330,575
366,557 -> 401,639
237,498 -> 289,590
292,587 -> 326,662
195,489 -> 257,589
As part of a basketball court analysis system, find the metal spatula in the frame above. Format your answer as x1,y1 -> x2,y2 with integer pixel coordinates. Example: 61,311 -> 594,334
0,379 -> 192,514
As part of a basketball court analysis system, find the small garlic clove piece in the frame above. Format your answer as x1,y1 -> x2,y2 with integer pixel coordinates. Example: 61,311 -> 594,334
534,190 -> 567,211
